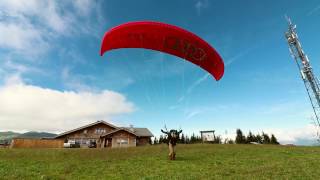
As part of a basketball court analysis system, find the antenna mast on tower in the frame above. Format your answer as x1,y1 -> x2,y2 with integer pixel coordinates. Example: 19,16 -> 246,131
285,17 -> 320,130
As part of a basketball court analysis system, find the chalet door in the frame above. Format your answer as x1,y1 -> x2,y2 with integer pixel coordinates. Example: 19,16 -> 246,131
106,138 -> 112,148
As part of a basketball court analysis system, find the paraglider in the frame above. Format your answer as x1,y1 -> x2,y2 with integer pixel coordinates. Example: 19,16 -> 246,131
161,128 -> 182,160
100,21 -> 225,80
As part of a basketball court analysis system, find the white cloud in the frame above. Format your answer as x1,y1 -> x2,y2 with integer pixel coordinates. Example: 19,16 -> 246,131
44,1 -> 69,33
264,125 -> 318,145
195,0 -> 209,15
73,0 -> 93,16
225,47 -> 255,67
307,5 -> 320,16
0,22 -> 48,55
2,58 -> 45,79
175,73 -> 210,105
0,0 -> 70,33
61,67 -> 95,92
3,73 -> 24,85
0,0 -> 103,56
187,73 -> 210,94
186,110 -> 202,120
0,76 -> 135,133
212,123 -> 319,145
218,125 -> 319,145
0,1 -> 57,56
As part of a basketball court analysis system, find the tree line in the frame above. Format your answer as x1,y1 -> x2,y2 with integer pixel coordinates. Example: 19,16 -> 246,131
235,129 -> 279,144
153,132 -> 223,144
152,129 -> 279,145
153,133 -> 223,144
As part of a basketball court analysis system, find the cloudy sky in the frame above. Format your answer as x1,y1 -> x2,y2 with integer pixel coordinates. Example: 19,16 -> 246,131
1,0 -> 320,145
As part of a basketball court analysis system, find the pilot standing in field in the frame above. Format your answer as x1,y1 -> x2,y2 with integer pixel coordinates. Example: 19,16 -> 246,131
161,129 -> 182,160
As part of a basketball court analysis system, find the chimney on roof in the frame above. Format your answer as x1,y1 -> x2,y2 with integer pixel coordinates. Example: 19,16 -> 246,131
129,124 -> 134,132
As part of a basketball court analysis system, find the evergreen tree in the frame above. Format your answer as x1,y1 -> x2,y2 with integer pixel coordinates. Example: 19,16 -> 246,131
246,131 -> 255,143
235,129 -> 246,144
196,135 -> 202,143
191,133 -> 196,143
180,133 -> 186,144
227,139 -> 234,144
185,135 -> 190,144
213,135 -> 222,144
262,132 -> 271,144
255,134 -> 263,144
159,135 -> 164,144
270,134 -> 280,145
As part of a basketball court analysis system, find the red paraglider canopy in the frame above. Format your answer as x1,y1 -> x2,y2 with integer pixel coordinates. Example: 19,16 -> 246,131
100,21 -> 224,80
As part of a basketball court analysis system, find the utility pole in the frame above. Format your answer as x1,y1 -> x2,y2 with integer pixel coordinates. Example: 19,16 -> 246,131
285,17 -> 320,130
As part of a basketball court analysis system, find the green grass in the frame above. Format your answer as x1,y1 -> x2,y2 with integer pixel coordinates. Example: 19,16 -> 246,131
1,144 -> 320,179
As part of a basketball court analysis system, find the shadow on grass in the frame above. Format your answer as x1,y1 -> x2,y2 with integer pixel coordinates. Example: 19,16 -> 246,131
167,155 -> 198,162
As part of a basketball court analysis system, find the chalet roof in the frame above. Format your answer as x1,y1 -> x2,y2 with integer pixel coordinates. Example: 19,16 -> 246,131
129,128 -> 154,137
100,128 -> 137,138
101,127 -> 154,137
54,120 -> 118,138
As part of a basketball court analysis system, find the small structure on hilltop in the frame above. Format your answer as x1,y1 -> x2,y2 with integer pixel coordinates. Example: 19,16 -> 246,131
55,120 -> 153,148
200,130 -> 215,142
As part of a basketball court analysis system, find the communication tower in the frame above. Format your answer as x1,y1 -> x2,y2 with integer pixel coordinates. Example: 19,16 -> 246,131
285,17 -> 320,130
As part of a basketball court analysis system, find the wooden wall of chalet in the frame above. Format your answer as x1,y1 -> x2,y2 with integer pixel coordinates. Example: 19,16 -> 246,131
137,137 -> 151,146
57,123 -> 116,140
10,138 -> 64,148
111,130 -> 136,148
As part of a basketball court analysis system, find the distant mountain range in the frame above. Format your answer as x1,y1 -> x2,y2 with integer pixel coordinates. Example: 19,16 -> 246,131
0,131 -> 57,141
0,131 -> 21,141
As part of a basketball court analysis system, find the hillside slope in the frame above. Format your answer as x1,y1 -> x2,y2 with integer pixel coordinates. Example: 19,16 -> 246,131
1,144 -> 320,179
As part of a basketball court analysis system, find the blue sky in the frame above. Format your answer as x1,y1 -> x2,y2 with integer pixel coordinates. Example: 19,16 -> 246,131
1,0 -> 320,144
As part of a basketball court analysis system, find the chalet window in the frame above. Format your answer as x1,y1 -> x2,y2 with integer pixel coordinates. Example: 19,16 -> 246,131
95,128 -> 106,134
117,139 -> 128,145
83,139 -> 89,145
75,139 -> 81,144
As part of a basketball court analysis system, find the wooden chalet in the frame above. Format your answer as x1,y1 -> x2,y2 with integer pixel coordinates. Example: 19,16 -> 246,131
54,120 -> 153,148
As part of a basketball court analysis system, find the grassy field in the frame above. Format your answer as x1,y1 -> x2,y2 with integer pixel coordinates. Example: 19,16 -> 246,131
1,144 -> 320,179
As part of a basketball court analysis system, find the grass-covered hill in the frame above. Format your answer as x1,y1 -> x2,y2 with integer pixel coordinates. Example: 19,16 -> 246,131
1,144 -> 320,179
